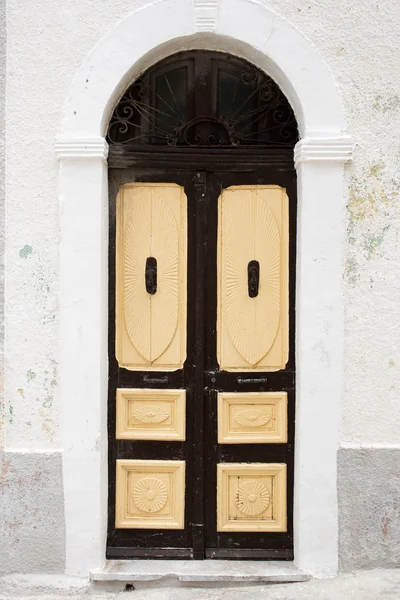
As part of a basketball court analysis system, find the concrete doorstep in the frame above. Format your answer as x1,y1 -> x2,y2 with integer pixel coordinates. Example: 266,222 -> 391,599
1,569 -> 400,599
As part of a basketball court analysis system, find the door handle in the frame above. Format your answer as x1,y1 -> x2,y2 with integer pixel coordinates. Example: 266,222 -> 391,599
247,260 -> 260,297
145,256 -> 157,294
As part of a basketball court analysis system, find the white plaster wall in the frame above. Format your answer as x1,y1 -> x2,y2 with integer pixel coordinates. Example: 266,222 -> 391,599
3,0 -> 400,450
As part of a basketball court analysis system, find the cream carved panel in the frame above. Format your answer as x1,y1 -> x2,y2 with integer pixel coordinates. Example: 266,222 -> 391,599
116,388 -> 186,441
217,463 -> 287,532
115,460 -> 185,529
116,183 -> 187,370
217,185 -> 288,371
218,392 -> 287,444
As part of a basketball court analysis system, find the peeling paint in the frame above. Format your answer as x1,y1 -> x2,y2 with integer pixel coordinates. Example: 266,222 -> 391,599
345,162 -> 399,287
373,94 -> 400,113
26,369 -> 36,382
18,244 -> 32,259
363,225 -> 390,260
344,256 -> 360,286
382,517 -> 390,537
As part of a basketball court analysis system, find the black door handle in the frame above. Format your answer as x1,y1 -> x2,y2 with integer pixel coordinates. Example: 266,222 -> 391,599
145,256 -> 157,294
247,260 -> 260,298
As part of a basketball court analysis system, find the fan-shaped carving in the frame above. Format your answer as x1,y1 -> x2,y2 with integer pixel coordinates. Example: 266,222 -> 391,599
234,408 -> 271,428
132,404 -> 170,424
124,189 -> 179,363
226,192 -> 281,365
236,480 -> 270,516
132,477 -> 168,513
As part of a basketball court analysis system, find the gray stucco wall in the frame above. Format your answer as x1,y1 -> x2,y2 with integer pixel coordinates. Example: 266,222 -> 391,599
0,0 -> 5,427
338,448 -> 400,571
0,4 -> 66,575
0,451 -> 65,574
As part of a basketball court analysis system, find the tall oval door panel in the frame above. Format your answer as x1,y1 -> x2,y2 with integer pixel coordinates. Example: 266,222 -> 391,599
217,185 -> 288,371
116,183 -> 187,370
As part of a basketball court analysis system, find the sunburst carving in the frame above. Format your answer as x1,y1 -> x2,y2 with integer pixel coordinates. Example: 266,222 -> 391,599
234,408 -> 271,428
132,477 -> 168,513
236,480 -> 270,516
225,191 -> 281,365
124,187 -> 179,363
132,403 -> 170,424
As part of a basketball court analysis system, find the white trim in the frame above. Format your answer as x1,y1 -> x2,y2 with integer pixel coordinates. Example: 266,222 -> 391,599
3,448 -> 62,454
55,138 -> 109,160
340,442 -> 400,450
90,559 -> 311,582
57,0 -> 352,579
294,137 -> 354,167
194,0 -> 218,32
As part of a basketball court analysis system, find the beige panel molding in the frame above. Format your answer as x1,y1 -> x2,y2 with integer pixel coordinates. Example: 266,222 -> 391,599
116,183 -> 187,370
218,392 -> 287,444
217,185 -> 288,371
115,459 -> 185,529
116,388 -> 186,441
217,463 -> 287,532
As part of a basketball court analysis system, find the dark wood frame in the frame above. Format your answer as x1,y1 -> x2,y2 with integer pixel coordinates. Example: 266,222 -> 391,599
107,147 -> 297,560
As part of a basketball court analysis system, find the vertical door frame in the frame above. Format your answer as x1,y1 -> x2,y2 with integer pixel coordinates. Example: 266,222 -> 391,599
55,0 -> 353,578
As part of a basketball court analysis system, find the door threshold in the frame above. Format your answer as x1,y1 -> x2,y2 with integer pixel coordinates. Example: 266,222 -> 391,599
90,560 -> 311,583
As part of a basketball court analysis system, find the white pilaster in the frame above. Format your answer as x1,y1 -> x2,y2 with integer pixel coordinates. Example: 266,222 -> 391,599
56,137 -> 109,576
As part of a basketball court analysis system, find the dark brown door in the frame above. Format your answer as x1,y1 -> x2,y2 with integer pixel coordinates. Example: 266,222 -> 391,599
107,157 -> 296,560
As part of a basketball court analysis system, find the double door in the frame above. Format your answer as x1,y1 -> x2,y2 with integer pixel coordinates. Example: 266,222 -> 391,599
107,163 -> 296,560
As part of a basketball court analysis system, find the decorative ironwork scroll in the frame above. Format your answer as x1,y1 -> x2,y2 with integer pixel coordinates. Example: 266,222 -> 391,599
107,51 -> 298,149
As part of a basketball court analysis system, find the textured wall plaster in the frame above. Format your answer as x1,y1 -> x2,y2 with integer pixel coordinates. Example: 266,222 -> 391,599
338,448 -> 400,570
0,0 -> 5,450
5,0 -> 400,450
0,451 -> 65,574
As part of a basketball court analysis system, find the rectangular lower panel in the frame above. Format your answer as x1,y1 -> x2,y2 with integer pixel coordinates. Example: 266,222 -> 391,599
116,388 -> 186,441
218,391 -> 287,444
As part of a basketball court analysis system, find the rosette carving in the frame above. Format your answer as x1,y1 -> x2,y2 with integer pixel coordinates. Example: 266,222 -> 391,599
132,404 -> 170,424
234,408 -> 271,428
236,480 -> 270,516
132,477 -> 168,513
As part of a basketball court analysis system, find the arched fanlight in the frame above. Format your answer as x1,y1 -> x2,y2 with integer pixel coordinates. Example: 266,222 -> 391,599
107,51 -> 298,149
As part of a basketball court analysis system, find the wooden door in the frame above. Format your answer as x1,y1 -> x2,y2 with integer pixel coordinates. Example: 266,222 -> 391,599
107,161 -> 296,560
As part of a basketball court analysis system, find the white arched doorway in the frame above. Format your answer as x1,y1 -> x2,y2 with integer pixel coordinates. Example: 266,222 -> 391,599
56,0 -> 353,578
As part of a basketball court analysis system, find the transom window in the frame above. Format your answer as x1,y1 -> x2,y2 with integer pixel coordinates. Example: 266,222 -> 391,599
107,51 -> 298,149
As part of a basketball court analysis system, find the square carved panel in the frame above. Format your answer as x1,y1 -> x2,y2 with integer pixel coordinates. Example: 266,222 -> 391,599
218,392 -> 287,444
115,460 -> 185,529
217,463 -> 287,532
116,388 -> 186,441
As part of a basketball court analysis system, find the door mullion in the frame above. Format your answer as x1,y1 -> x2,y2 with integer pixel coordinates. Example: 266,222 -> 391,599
192,171 -> 207,559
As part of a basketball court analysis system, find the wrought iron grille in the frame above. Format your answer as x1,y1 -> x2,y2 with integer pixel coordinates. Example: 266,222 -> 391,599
107,51 -> 298,149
